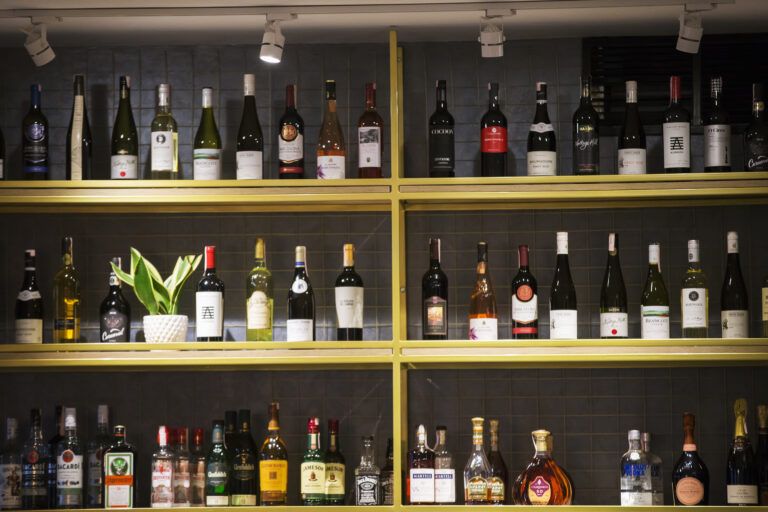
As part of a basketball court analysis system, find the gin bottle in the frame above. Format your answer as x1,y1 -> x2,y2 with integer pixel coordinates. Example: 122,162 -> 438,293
354,436 -> 380,505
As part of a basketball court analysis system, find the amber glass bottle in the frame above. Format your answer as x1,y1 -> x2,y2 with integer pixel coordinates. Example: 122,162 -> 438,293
514,430 -> 573,505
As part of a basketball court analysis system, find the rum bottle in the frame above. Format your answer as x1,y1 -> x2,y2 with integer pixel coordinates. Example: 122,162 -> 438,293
55,408 -> 83,509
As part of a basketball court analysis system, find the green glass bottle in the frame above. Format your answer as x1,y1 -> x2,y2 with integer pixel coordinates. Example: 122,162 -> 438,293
600,233 -> 628,338
641,243 -> 670,339
110,76 -> 139,179
193,87 -> 222,180
65,75 -> 93,181
300,417 -> 325,506
53,237 -> 80,343
324,419 -> 345,505
236,74 -> 264,179
681,240 -> 709,338
150,84 -> 178,180
204,420 -> 230,506
246,238 -> 273,341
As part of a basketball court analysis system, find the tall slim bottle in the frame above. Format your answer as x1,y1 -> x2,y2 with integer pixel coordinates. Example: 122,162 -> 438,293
429,80 -> 455,177
53,237 -> 80,343
55,408 -> 83,509
407,425 -> 434,505
487,420 -> 508,504
335,244 -> 364,341
190,428 -> 206,507
21,409 -> 49,509
151,426 -> 174,508
463,418 -> 490,505
324,420 -> 345,505
0,418 -> 21,510
172,427 -> 191,507
103,425 -> 137,509
527,81 -> 557,176
111,75 -> 139,179
745,83 -> 768,171
47,406 -> 63,509
193,87 -> 222,180
0,125 -> 5,180
258,403 -> 288,506
317,80 -> 346,179
287,246 -> 315,342
721,231 -> 749,339
758,405 -> 768,505
300,418 -> 325,506
278,84 -> 304,178
15,250 -> 43,344
640,243 -> 670,339
480,82 -> 507,176
85,405 -> 110,508
151,84 -> 178,179
727,399 -> 758,505
357,82 -> 384,178
196,245 -> 225,341
246,238 -> 273,341
469,242 -> 497,340
703,76 -> 731,172
662,75 -> 691,173
681,240 -> 708,338
672,413 -> 709,506
236,74 -> 264,180
65,75 -> 92,180
641,433 -> 663,505
230,411 -> 257,506
380,439 -> 394,505
573,77 -> 599,175
618,81 -> 646,175
22,84 -> 49,180
422,238 -> 448,340
434,427 -> 455,504
600,233 -> 628,338
511,244 -> 538,339
550,232 -> 577,340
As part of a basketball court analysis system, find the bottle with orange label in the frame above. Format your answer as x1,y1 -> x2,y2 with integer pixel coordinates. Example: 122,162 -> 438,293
514,430 -> 573,505
258,402 -> 288,505
672,413 -> 709,505
103,425 -> 137,509
511,245 -> 538,339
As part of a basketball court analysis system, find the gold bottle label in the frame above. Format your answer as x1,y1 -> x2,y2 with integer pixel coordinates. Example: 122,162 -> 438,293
488,476 -> 505,501
465,477 -> 488,503
527,476 -> 551,505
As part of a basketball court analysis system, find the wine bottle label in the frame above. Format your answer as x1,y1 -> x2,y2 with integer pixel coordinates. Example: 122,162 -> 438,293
512,289 -> 538,334
574,126 -> 599,174
195,291 -> 223,338
682,288 -> 707,329
762,287 -> 768,321
23,122 -> 48,175
286,319 -> 313,342
641,306 -> 670,339
355,475 -> 379,505
488,475 -> 504,502
721,310 -> 748,338
549,309 -> 577,340
469,318 -> 498,340
704,124 -> 731,168
70,95 -> 85,181
429,127 -> 454,172
151,131 -> 175,171
527,151 -> 557,176
101,310 -> 129,342
15,318 -> 42,344
56,450 -> 83,505
527,475 -> 552,505
618,148 -> 646,174
663,122 -> 690,169
529,123 -> 554,133
17,290 -> 41,301
111,155 -> 138,179
481,126 -> 507,153
600,312 -> 628,337
193,148 -> 222,180
727,484 -> 758,505
335,286 -> 364,329
408,468 -> 435,503
358,127 -> 381,168
675,477 -> 704,505
151,459 -> 173,507
279,131 -> 303,163
324,463 -> 345,497
0,463 -> 21,509
317,155 -> 345,179
424,297 -> 447,336
258,460 -> 287,492
205,495 -> 228,506
434,469 -> 455,503
104,452 -> 134,509
247,291 -> 271,330
621,491 -> 653,506
236,150 -> 263,180
746,134 -> 768,170
300,461 -> 326,496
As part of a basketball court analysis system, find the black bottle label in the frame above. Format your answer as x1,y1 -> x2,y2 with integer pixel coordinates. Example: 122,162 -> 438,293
100,311 -> 128,342
23,123 -> 48,175
574,125 -> 599,174
746,135 -> 768,170
429,127 -> 454,173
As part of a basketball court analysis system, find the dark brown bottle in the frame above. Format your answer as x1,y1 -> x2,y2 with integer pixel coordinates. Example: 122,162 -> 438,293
672,413 -> 709,505
407,424 -> 435,504
357,82 -> 384,178
487,419 -> 508,504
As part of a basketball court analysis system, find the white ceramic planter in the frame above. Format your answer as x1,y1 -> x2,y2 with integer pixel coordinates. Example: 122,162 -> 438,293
143,315 -> 188,343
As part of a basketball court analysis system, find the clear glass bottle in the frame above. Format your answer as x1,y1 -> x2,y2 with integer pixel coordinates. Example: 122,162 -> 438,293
434,426 -> 456,504
103,425 -> 137,509
641,432 -> 664,505
189,428 -> 206,507
464,417 -> 491,505
172,427 -> 191,507
85,404 -> 110,508
21,408 -> 49,509
151,425 -> 175,508
55,407 -> 83,509
620,429 -> 652,505
408,424 -> 434,504
681,240 -> 709,338
150,84 -> 178,179
53,237 -> 80,343
0,418 -> 21,510
354,436 -> 380,505
246,238 -> 273,341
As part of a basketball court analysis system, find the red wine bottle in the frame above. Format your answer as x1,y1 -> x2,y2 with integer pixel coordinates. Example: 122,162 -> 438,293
511,245 -> 538,339
429,80 -> 455,177
480,82 -> 507,177
422,238 -> 448,340
278,84 -> 304,178
663,75 -> 691,173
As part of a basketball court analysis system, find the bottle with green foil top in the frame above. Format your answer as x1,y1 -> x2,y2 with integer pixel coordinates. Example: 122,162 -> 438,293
300,417 -> 325,505
111,76 -> 139,179
205,421 -> 230,506
641,243 -> 670,339
193,87 -> 222,180
246,238 -> 273,341
324,420 -> 345,505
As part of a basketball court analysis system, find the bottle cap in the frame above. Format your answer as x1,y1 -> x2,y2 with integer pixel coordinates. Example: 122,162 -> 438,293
97,404 -> 109,425
113,425 -> 126,437
556,232 -> 568,255
64,407 -> 76,428
628,429 -> 641,440
295,246 -> 307,266
727,231 -> 739,254
201,87 -> 214,108
687,240 -> 700,263
243,74 -> 256,96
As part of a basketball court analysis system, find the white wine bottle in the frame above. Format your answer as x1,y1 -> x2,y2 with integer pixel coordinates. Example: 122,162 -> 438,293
549,232 -> 577,340
640,243 -> 670,339
681,240 -> 708,338
110,76 -> 139,179
246,238 -> 273,341
236,74 -> 264,180
721,231 -> 749,339
151,84 -> 178,179
193,87 -> 222,180
600,233 -> 628,338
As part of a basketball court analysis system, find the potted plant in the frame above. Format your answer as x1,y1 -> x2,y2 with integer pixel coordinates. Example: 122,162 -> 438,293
111,248 -> 201,343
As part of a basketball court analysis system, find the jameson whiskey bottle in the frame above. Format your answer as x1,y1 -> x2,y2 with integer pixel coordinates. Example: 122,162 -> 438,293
300,418 -> 325,506
324,420 -> 345,505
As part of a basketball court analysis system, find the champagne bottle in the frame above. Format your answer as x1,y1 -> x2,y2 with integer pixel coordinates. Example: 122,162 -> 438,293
357,82 -> 384,178
65,75 -> 93,180
196,245 -> 225,341
287,246 -> 315,341
600,233 -> 628,338
511,244 -> 538,339
745,83 -> 768,171
23,84 -> 49,180
618,80 -> 646,175
15,250 -> 43,344
150,84 -> 178,179
662,75 -> 691,173
681,240 -> 708,338
278,84 -> 304,178
246,238 -> 273,341
549,232 -> 577,340
640,243 -> 670,339
672,413 -> 709,505
727,399 -> 758,505
721,231 -> 749,339
573,77 -> 599,175
335,244 -> 364,341
110,75 -> 139,179
469,242 -> 497,340
703,76 -> 731,172
317,80 -> 346,179
429,80 -> 455,177
236,74 -> 264,180
527,81 -> 557,176
422,238 -> 448,340
193,87 -> 222,180
53,237 -> 80,343
480,82 -> 507,177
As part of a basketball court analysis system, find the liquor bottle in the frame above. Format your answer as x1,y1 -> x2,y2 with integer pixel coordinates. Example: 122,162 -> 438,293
429,80 -> 455,177
727,399 -> 758,505
550,232 -> 577,340
103,425 -> 136,509
15,249 -> 43,344
47,406 -> 63,509
246,238 -> 273,341
0,418 -> 21,510
278,84 -> 304,179
196,245 -> 225,341
515,430 -> 573,505
745,83 -> 768,171
663,75 -> 691,173
640,243 -> 670,339
703,76 -> 731,172
224,411 -> 237,456
100,257 -> 131,343
573,76 -> 599,175
151,84 -> 178,180
324,420 -> 345,505
721,231 -> 749,339
511,244 -> 538,339
151,425 -> 174,508
65,75 -> 93,180
0,126 -> 4,180
85,405 -> 109,508
618,80 -> 647,175
672,413 -> 709,506
763,278 -> 768,337
300,417 -> 325,506
357,82 -> 384,178
111,75 -> 139,179
480,82 -> 507,177
22,84 -> 49,180
681,240 -> 708,338
287,246 -> 315,342
422,238 -> 449,340
641,433 -> 663,505
355,436 -> 380,506
487,420 -> 508,504
205,421 -> 230,506
545,434 -> 575,504
600,233 -> 628,339
380,439 -> 394,506
21,409 -> 49,509
463,418 -> 490,505
230,410 -> 257,506
258,402 -> 288,506
55,408 -> 83,509
620,430 -> 652,505
236,74 -> 264,180
193,87 -> 222,180
335,243 -> 364,341
317,80 -> 346,179
434,426 -> 456,504
408,425 -> 434,505
172,427 -> 191,507
53,237 -> 80,343
189,428 -> 205,507
469,242 -> 498,340
758,405 -> 768,505
527,81 -> 557,176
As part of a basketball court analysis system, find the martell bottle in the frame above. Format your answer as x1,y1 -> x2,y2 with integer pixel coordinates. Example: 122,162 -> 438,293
573,76 -> 599,175
103,425 -> 137,509
672,413 -> 709,505
721,231 -> 749,339
662,75 -> 691,173
480,82 -> 507,177
408,425 -> 434,505
745,83 -> 768,171
487,419 -> 508,504
422,238 -> 448,340
335,244 -> 364,341
511,244 -> 538,339
469,242 -> 498,340
463,417 -> 490,505
111,75 -> 139,179
527,81 -> 557,176
549,232 -> 578,340
300,418 -> 325,506
429,80 -> 455,177
258,402 -> 288,506
150,84 -> 178,180
703,76 -> 731,172
22,84 -> 49,180
151,426 -> 174,508
618,81 -> 647,175
357,82 -> 384,178
15,250 -> 43,344
196,245 -> 225,341
433,427 -> 455,504
65,75 -> 93,180
727,399 -> 758,505
681,240 -> 708,338
515,430 -> 573,505
55,408 -> 83,509
324,420 -> 345,505
100,257 -> 131,343
600,233 -> 628,339
236,74 -> 264,180
317,80 -> 346,179
278,84 -> 304,178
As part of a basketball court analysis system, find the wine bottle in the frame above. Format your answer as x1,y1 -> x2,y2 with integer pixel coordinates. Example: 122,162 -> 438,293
0,420 -> 21,509
324,419 -> 345,505
618,80 -> 646,175
65,75 -> 93,180
745,83 -> 768,171
258,402 -> 288,505
681,240 -> 708,338
15,249 -> 43,344
300,418 -> 325,506
721,231 -> 749,339
511,244 -> 538,339
317,80 -> 346,179
663,75 -> 691,173
527,81 -> 557,176
335,243 -> 364,341
640,243 -> 670,339
758,405 -> 768,505
469,242 -> 498,340
287,246 -> 315,341
205,421 -> 230,506
487,420 -> 508,504
246,238 -> 273,342
600,233 -> 628,338
196,245 -> 225,341
193,87 -> 222,180
573,77 -> 599,175
481,82 -> 507,177
236,74 -> 264,180
229,410 -> 258,506
357,82 -> 384,178
53,237 -> 80,343
422,238 -> 448,340
703,76 -> 731,172
0,125 -> 5,180
429,80 -> 455,177
408,425 -> 435,505
151,84 -> 178,179
55,408 -> 83,509
672,413 -> 709,505
99,257 -> 131,343
727,398 -> 758,505
278,84 -> 304,179
110,75 -> 139,179
550,232 -> 577,340
23,84 -> 49,180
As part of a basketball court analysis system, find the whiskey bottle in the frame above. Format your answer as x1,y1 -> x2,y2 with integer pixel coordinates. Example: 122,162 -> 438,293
300,417 -> 325,506
463,417 -> 490,505
516,429 -> 573,505
487,419 -> 508,504
21,409 -> 49,509
190,428 -> 206,507
151,425 -> 174,508
620,429 -> 652,505
0,418 -> 21,510
434,426 -> 456,504
672,413 -> 709,505
758,405 -> 768,505
380,438 -> 394,505
172,427 -> 191,506
641,433 -> 663,505
55,408 -> 83,509
224,410 -> 237,456
727,399 -> 758,505
103,425 -> 137,509
85,404 -> 110,507
204,420 -> 230,506
407,425 -> 434,504
354,436 -> 380,505
324,419 -> 345,505
258,403 -> 287,505
230,410 -> 257,506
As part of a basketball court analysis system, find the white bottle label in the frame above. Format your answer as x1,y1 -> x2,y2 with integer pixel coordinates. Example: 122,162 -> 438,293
641,305 -> 670,339
17,290 -> 41,301
727,485 -> 758,505
434,469 -> 455,503
0,160 -> 4,180
527,151 -> 557,176
335,286 -> 364,329
663,122 -> 690,169
193,149 -> 222,180
358,127 -> 381,168
15,318 -> 43,344
279,133 -> 303,161
286,319 -> 313,342
205,496 -> 228,506
105,452 -> 134,508
408,468 -> 435,503
600,312 -> 628,337
317,155 -> 345,179
246,291 -> 270,330
151,131 -> 174,171
70,95 -> 84,180
236,150 -> 263,180
57,452 -> 84,490
549,309 -> 577,340
721,310 -> 749,338
111,155 -> 138,179
151,459 -> 173,507
512,294 -> 538,323
621,492 -> 654,506
762,287 -> 768,322
0,463 -> 21,508
618,148 -> 646,174
682,288 -> 707,329
195,291 -> 223,338
704,124 -> 731,168
469,317 -> 498,340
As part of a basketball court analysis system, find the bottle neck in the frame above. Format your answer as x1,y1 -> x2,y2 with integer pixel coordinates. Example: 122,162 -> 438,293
360,442 -> 375,465
365,86 -> 376,110
30,87 -> 41,110
286,86 -> 296,109
580,82 -> 592,105
488,88 -> 499,110
307,431 -> 319,451
436,86 -> 447,110
628,438 -> 642,451
429,240 -> 441,267
23,267 -> 37,287
328,431 -> 339,452
96,422 -> 109,435
490,430 -> 499,452
534,101 -> 550,123
753,99 -> 764,121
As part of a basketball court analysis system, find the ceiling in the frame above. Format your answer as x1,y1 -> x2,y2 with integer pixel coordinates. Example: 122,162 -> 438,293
0,0 -> 766,46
